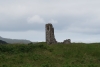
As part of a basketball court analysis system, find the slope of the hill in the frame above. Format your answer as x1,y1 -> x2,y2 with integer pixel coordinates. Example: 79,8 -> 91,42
0,40 -> 8,44
0,36 -> 31,44
0,43 -> 100,67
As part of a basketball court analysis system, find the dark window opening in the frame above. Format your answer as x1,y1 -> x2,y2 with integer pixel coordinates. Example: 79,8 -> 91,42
47,26 -> 49,30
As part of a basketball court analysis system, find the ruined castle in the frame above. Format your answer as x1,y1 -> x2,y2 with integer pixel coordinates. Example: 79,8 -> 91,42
45,23 -> 57,44
45,23 -> 71,45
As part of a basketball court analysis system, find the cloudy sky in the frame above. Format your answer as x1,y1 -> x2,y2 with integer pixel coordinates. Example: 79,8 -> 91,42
0,0 -> 100,43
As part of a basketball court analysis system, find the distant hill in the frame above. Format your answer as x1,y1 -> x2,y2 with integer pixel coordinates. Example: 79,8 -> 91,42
0,36 -> 31,44
0,40 -> 8,44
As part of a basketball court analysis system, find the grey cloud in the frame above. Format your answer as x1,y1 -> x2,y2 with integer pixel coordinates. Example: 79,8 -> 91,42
66,17 -> 100,34
0,0 -> 100,34
0,14 -> 74,31
0,13 -> 99,34
1,0 -> 100,43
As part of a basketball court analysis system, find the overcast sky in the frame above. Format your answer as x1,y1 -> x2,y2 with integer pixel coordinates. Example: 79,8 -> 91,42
0,0 -> 100,43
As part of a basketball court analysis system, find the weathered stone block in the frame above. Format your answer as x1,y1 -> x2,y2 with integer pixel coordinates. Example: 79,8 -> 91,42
63,39 -> 71,44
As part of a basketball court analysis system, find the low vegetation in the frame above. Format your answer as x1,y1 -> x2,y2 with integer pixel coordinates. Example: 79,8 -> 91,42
0,43 -> 100,67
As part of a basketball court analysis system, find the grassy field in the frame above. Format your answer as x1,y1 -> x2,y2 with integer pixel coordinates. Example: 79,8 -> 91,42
0,43 -> 100,67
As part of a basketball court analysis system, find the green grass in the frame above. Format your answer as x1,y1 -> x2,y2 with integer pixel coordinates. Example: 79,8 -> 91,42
0,43 -> 100,67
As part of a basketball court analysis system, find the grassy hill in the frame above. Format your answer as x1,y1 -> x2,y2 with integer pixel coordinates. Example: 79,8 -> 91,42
0,36 -> 31,44
0,43 -> 100,67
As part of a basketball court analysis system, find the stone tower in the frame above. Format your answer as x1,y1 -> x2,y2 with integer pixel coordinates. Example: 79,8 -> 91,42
45,23 -> 57,44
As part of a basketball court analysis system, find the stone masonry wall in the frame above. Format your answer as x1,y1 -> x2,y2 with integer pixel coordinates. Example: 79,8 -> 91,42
45,23 -> 57,44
